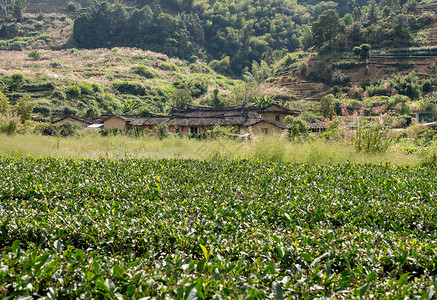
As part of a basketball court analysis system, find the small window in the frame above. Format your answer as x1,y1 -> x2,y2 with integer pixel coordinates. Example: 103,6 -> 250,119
275,115 -> 280,122
261,128 -> 268,135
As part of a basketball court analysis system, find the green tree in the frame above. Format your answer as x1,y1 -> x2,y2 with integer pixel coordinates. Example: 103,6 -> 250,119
311,10 -> 346,52
85,106 -> 100,119
13,0 -> 26,22
284,115 -> 309,139
1,0 -> 8,16
210,89 -> 224,108
300,25 -> 313,50
59,121 -> 82,137
154,122 -> 169,140
367,0 -> 379,23
353,43 -> 371,60
0,92 -> 11,114
353,43 -> 371,72
172,88 -> 193,109
14,94 -> 34,122
341,13 -> 354,26
318,94 -> 336,119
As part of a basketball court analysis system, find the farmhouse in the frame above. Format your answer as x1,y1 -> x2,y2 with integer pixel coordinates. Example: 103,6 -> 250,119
55,104 -> 300,136
53,115 -> 109,128
53,116 -> 95,128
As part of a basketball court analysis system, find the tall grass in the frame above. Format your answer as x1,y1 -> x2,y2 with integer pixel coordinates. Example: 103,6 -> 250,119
0,133 -> 425,165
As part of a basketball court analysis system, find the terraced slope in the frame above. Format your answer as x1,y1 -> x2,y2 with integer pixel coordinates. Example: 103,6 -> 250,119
419,2 -> 437,46
25,0 -> 136,14
274,67 -> 332,101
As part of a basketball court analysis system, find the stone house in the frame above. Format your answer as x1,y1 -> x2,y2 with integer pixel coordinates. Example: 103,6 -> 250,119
55,104 -> 299,136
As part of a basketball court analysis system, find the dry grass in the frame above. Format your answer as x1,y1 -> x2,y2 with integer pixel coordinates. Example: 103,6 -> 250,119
0,48 -> 242,94
0,133 -> 424,165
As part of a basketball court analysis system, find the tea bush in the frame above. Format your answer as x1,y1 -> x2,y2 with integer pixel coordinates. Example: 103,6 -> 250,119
0,158 -> 437,298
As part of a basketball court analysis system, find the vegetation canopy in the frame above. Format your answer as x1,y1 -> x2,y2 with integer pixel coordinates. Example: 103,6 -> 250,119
0,158 -> 437,298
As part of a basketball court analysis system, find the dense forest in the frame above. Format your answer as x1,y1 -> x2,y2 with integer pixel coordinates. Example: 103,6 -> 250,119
71,0 -> 431,75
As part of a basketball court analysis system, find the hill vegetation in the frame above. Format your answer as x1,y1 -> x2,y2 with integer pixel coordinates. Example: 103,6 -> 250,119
0,47 -> 253,123
0,0 -> 436,134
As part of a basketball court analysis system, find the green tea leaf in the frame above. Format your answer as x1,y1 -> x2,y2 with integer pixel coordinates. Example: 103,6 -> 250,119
11,240 -> 20,252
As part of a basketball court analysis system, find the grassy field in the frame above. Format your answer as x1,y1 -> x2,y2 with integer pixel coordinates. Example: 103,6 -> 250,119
0,133 -> 430,165
0,158 -> 436,298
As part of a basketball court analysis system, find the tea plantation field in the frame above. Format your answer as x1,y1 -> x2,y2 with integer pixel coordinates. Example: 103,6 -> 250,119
0,158 -> 437,299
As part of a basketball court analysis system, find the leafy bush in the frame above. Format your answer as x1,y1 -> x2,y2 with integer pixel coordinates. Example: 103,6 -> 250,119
284,116 -> 309,139
2,158 -> 437,297
27,50 -> 41,60
77,82 -> 94,95
157,62 -> 177,71
112,81 -> 148,96
422,80 -> 432,94
0,113 -> 20,135
8,41 -> 26,51
173,78 -> 208,98
40,124 -> 57,136
59,121 -> 82,137
354,122 -> 392,153
11,72 -> 24,83
306,61 -> 333,83
66,84 -> 81,99
153,122 -> 169,140
131,65 -> 160,79
50,61 -> 61,68
67,1 -> 78,12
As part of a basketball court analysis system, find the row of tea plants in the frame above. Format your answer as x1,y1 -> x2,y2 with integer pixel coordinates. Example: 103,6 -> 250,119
0,158 -> 437,298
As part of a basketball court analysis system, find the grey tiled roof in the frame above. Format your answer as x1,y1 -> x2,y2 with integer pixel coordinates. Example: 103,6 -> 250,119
57,104 -> 299,129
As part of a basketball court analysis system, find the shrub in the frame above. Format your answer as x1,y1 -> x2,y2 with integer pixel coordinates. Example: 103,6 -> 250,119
91,83 -> 104,93
62,106 -> 78,117
422,80 -> 433,94
112,81 -> 148,96
33,103 -> 51,117
306,61 -> 333,83
400,114 -> 413,127
8,41 -> 26,51
27,50 -> 41,60
0,113 -> 20,135
85,107 -> 100,119
42,125 -> 57,136
354,122 -> 392,153
50,61 -> 61,68
172,89 -> 193,109
157,62 -> 177,71
77,82 -> 94,95
131,65 -> 158,79
66,84 -> 81,99
67,1 -> 78,12
317,94 -> 336,119
11,72 -> 24,83
154,122 -> 169,140
284,116 -> 309,139
51,89 -> 66,100
59,121 -> 82,137
173,78 -> 208,98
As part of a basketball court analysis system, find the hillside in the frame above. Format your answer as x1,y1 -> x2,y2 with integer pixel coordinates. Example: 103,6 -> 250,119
0,48 -> 247,122
0,0 -> 436,127
272,2 -> 437,102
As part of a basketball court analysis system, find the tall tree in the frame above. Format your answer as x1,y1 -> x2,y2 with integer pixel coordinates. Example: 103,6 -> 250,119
367,0 -> 379,24
0,0 -> 8,16
13,0 -> 26,22
311,9 -> 346,52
